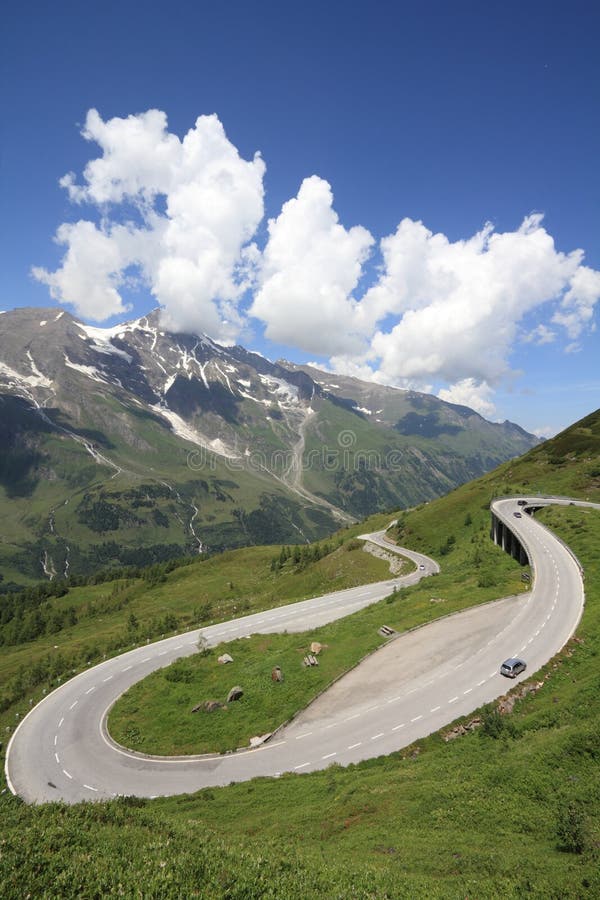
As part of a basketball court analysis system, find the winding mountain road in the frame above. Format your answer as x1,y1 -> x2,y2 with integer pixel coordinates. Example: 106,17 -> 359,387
5,497 -> 595,804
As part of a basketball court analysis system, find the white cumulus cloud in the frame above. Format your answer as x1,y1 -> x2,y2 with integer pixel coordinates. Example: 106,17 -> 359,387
551,265 -> 600,339
34,109 -> 600,421
437,378 -> 496,419
250,176 -> 374,355
32,220 -> 131,320
34,109 -> 266,339
363,215 -> 588,387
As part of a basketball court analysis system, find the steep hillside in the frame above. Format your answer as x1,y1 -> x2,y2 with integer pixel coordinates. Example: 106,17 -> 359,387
390,407 -> 600,559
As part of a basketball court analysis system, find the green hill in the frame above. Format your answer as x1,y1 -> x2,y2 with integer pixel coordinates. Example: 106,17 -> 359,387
1,410 -> 599,898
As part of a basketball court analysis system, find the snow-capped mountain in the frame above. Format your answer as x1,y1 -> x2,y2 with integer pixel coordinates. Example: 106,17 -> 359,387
0,306 -> 538,584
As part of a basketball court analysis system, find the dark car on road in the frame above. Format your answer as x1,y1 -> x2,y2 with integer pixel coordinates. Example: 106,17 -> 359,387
500,657 -> 527,678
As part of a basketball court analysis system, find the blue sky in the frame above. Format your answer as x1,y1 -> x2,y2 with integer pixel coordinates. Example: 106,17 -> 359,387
2,0 -> 599,436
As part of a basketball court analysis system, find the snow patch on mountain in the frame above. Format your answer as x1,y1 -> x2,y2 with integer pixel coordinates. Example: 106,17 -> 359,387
26,351 -> 52,386
258,374 -> 299,404
214,362 -> 235,394
163,373 -> 177,394
64,355 -> 110,385
238,390 -> 271,406
0,359 -> 53,389
77,323 -> 133,363
152,404 -> 239,459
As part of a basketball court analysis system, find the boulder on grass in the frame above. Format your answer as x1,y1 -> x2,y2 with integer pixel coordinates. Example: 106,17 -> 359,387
227,685 -> 244,702
249,733 -> 272,747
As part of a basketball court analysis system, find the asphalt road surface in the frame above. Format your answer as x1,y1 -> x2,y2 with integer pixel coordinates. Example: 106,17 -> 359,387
5,497 -> 596,804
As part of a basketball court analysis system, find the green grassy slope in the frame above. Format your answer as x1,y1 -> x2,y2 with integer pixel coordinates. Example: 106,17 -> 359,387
1,410 -> 599,898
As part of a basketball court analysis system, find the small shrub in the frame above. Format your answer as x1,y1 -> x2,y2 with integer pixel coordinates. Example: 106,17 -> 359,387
478,571 -> 497,588
344,539 -> 362,552
556,801 -> 590,854
480,708 -> 514,739
164,663 -> 193,683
